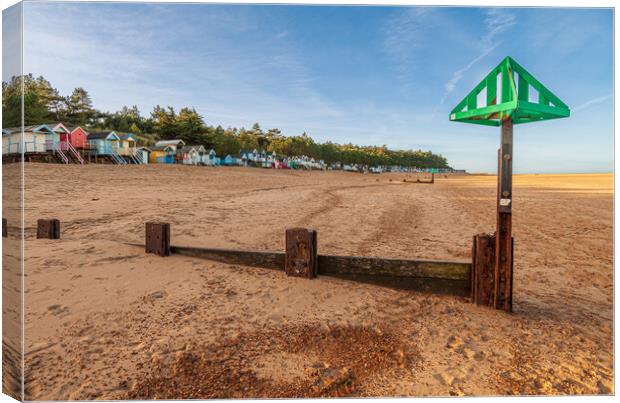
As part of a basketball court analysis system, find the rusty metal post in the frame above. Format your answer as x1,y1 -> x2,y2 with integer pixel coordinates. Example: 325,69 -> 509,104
495,119 -> 514,311
146,222 -> 170,257
37,219 -> 60,239
285,228 -> 318,278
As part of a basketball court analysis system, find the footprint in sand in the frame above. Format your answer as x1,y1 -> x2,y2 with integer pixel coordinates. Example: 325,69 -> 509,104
434,371 -> 454,386
142,290 -> 167,304
47,304 -> 70,317
445,335 -> 464,349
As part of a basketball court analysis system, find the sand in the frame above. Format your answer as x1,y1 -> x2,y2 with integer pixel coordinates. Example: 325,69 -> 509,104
2,163 -> 613,399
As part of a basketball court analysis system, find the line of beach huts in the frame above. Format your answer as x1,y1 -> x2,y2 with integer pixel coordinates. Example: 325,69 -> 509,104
1,122 -> 327,169
1,122 -> 459,173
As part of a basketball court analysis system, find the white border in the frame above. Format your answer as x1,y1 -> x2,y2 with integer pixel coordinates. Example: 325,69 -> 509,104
0,2 -> 616,403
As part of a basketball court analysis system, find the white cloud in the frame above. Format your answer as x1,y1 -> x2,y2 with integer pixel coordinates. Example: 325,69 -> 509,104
572,94 -> 612,113
482,8 -> 517,46
443,46 -> 496,95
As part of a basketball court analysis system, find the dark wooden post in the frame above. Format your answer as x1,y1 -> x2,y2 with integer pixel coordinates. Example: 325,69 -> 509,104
285,228 -> 318,278
145,222 -> 170,257
495,119 -> 514,311
471,232 -> 513,309
2,218 -> 7,238
37,219 -> 60,239
471,233 -> 495,306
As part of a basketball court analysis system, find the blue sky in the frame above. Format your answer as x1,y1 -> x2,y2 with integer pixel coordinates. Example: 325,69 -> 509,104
6,3 -> 615,173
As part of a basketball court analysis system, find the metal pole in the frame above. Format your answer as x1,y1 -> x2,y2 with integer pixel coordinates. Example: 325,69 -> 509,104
495,118 -> 513,311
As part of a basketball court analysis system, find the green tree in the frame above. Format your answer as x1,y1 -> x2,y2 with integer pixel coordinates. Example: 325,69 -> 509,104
2,75 -> 48,127
151,105 -> 178,139
66,87 -> 95,125
176,107 -> 205,144
32,76 -> 66,121
130,122 -> 142,134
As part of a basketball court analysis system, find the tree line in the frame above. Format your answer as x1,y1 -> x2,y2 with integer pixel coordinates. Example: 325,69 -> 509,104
2,74 -> 450,168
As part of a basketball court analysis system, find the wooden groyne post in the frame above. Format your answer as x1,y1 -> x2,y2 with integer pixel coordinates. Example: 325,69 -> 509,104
36,219 -> 60,239
471,233 -> 514,308
145,222 -> 170,257
404,173 -> 434,184
285,228 -> 318,278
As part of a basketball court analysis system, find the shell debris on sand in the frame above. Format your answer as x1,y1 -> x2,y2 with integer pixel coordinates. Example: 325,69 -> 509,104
124,324 -> 420,399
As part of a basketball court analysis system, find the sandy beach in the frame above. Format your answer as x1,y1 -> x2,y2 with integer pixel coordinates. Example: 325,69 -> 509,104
3,163 -> 613,398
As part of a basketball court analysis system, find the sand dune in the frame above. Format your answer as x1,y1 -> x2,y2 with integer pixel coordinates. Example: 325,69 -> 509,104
3,163 -> 612,398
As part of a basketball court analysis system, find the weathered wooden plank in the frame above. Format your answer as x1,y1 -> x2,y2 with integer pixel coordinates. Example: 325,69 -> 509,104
403,173 -> 434,184
318,254 -> 470,280
170,246 -> 285,270
2,218 -> 7,238
326,273 -> 470,297
132,243 -> 470,281
170,246 -> 470,296
175,247 -> 470,281
129,241 -> 471,297
285,228 -> 318,278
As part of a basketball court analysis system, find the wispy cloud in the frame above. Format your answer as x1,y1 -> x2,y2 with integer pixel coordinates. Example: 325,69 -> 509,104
482,8 -> 517,46
572,94 -> 612,113
275,31 -> 289,39
441,8 -> 516,103
381,7 -> 434,90
382,8 -> 432,64
443,46 -> 495,96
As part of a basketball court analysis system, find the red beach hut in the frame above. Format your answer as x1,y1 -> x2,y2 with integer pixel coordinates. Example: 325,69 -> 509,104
68,126 -> 89,149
